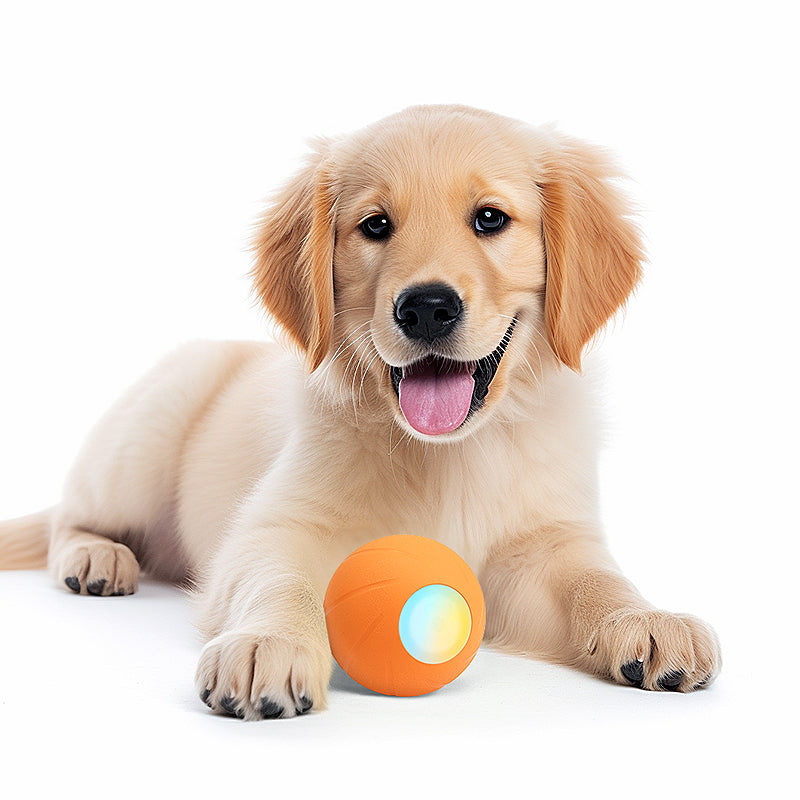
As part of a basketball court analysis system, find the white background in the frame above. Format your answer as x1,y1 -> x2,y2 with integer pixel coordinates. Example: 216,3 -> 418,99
1,0 -> 797,796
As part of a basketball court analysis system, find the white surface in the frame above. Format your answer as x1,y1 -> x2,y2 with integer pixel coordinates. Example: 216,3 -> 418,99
0,572 -> 783,797
1,0 -> 797,796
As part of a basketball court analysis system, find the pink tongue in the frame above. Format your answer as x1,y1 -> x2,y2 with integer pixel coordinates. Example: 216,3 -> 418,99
398,360 -> 474,436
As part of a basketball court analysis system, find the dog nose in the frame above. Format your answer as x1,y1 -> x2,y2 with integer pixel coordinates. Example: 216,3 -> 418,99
394,283 -> 463,343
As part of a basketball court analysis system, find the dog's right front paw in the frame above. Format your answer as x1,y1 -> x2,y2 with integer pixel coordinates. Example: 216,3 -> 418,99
195,632 -> 332,720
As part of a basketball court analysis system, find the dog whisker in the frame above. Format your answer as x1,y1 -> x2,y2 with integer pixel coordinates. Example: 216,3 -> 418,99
358,347 -> 383,405
327,330 -> 373,377
388,417 -> 413,461
320,329 -> 375,414
333,307 -> 373,318
320,322 -> 373,377
330,342 -> 374,410
343,333 -> 377,424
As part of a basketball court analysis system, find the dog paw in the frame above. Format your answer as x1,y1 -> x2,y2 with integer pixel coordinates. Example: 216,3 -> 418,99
56,540 -> 139,596
587,610 -> 721,692
195,632 -> 332,720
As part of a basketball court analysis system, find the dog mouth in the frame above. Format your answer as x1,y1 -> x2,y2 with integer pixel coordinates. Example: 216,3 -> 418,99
389,319 -> 516,436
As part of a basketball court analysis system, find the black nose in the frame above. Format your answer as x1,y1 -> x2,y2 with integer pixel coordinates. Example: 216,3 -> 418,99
394,283 -> 463,343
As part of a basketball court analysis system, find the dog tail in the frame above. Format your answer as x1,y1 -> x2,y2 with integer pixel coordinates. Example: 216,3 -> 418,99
0,508 -> 53,569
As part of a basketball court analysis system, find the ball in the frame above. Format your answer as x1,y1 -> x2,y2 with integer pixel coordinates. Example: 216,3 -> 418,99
323,535 -> 485,697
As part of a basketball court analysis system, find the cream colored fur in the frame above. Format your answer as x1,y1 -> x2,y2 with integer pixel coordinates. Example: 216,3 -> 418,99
0,105 -> 720,719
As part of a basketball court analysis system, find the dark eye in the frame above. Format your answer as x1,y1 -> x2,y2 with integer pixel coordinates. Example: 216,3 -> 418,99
360,214 -> 392,240
474,207 -> 508,235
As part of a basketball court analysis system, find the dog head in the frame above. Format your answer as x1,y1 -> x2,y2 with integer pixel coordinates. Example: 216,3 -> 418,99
251,105 -> 642,441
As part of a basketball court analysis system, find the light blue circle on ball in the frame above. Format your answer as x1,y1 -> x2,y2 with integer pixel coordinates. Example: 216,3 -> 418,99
398,584 -> 472,664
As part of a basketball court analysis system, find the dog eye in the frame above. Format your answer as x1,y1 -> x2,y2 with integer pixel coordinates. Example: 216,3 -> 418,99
360,214 -> 393,240
474,207 -> 508,235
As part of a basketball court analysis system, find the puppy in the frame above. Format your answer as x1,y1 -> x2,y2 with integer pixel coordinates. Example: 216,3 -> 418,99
0,105 -> 721,719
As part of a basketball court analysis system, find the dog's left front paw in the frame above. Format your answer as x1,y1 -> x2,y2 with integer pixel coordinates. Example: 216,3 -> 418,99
587,610 -> 721,692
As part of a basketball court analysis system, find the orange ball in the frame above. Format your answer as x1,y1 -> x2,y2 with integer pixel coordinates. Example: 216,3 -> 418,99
324,535 -> 485,697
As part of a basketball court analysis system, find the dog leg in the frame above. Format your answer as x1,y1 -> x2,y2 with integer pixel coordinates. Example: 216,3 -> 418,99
193,522 -> 350,720
482,525 -> 721,691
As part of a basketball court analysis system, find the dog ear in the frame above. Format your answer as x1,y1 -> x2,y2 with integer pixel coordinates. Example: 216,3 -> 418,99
250,143 -> 335,372
538,136 -> 643,371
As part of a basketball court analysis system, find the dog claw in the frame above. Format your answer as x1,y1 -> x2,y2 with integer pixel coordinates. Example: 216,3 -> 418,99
259,698 -> 284,719
657,670 -> 684,691
219,695 -> 243,718
620,660 -> 644,687
87,579 -> 107,596
297,695 -> 313,714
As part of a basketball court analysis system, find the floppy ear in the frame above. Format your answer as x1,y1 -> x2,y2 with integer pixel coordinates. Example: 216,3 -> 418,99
538,135 -> 644,371
250,143 -> 335,372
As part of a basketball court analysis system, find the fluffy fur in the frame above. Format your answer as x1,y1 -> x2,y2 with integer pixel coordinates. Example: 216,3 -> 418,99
0,105 -> 720,719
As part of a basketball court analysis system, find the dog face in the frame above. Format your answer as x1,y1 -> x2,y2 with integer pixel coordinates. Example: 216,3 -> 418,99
252,105 -> 642,441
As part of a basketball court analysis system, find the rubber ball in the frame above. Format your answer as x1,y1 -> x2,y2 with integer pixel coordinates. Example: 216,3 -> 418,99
323,534 -> 485,696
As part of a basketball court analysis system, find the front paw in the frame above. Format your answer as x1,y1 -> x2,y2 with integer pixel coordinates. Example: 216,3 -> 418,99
587,610 -> 721,692
195,632 -> 332,720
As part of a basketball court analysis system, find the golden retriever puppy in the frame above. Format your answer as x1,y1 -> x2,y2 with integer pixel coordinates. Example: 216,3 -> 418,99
0,105 -> 720,719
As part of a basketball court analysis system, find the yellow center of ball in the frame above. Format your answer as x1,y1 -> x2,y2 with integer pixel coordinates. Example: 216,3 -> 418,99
397,584 -> 472,664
